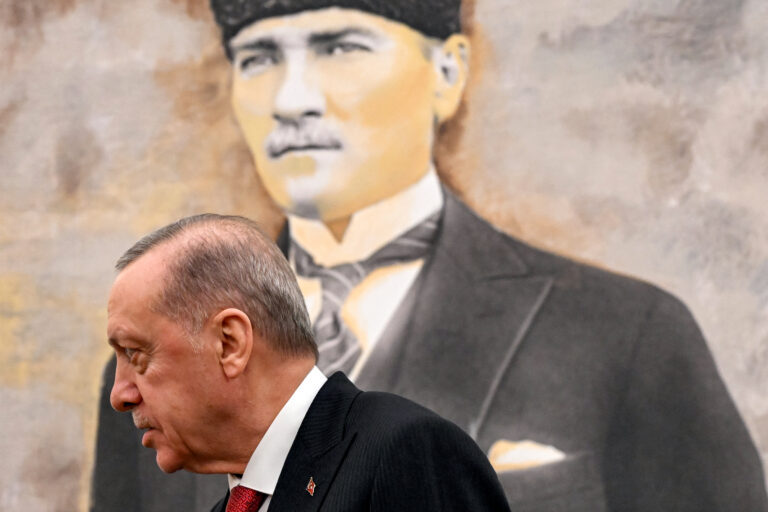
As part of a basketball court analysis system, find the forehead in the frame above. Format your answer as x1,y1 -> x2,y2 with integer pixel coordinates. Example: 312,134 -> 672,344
107,248 -> 170,323
229,7 -> 424,49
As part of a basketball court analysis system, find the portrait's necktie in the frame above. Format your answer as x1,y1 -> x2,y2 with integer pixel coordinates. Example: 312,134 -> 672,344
226,485 -> 265,512
293,212 -> 441,375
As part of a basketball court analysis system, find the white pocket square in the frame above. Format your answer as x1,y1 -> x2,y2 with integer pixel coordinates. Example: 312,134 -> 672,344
488,439 -> 566,471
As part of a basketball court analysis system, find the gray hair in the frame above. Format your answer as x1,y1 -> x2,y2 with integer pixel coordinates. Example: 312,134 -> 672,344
116,214 -> 317,360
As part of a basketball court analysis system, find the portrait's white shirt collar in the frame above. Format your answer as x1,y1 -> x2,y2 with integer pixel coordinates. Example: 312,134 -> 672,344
228,366 -> 327,495
288,166 -> 444,266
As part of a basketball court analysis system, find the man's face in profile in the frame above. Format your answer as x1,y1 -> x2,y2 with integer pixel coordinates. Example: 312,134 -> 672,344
229,8 -> 449,224
107,249 -> 225,474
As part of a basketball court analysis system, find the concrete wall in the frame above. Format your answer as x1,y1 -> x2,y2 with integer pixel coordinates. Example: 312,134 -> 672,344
0,0 -> 765,509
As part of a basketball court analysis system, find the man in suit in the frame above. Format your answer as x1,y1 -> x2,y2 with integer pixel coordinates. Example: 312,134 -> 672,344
105,213 -> 510,512
93,1 -> 768,510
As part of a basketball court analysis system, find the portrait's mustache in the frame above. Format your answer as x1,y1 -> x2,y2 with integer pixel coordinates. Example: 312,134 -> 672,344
266,122 -> 343,159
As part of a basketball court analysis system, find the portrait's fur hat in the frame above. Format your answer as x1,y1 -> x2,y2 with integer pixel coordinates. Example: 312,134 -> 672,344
210,0 -> 463,58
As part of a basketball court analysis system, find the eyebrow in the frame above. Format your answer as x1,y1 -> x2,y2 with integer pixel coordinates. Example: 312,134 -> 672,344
107,330 -> 142,349
230,38 -> 279,55
231,27 -> 380,55
308,28 -> 379,45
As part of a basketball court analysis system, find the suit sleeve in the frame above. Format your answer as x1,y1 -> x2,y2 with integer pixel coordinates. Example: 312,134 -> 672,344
604,292 -> 768,511
369,414 -> 511,511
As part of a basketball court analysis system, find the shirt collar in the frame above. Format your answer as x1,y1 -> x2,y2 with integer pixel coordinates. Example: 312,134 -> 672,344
228,366 -> 327,494
288,166 -> 444,267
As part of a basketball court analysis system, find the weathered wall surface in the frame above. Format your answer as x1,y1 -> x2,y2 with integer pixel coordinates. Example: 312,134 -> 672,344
0,0 -> 765,509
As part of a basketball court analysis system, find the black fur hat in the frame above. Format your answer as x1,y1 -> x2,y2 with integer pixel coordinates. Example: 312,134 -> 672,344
210,0 -> 463,58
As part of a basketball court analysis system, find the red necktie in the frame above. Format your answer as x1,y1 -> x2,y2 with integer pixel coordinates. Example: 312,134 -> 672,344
226,485 -> 266,512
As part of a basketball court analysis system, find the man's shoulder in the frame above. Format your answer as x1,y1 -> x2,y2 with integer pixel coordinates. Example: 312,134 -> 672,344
314,373 -> 443,428
342,388 -> 490,476
349,387 -> 439,422
346,387 -> 464,439
302,374 -> 489,484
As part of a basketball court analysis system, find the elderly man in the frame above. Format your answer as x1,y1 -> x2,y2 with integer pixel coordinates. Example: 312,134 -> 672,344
106,213 -> 510,512
93,1 -> 768,511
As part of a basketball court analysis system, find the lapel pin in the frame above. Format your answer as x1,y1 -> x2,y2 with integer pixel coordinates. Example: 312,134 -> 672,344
306,477 -> 316,496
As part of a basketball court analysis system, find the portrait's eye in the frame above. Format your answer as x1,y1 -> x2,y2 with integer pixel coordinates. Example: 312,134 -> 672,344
320,41 -> 371,56
238,52 -> 279,75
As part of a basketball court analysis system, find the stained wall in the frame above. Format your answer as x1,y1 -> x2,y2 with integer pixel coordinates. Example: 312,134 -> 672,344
0,0 -> 765,509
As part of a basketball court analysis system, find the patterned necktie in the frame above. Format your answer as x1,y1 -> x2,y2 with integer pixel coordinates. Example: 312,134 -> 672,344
293,212 -> 441,375
226,485 -> 265,512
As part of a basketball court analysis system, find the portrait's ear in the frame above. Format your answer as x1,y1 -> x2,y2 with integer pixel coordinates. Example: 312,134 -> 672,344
432,34 -> 471,123
211,308 -> 253,379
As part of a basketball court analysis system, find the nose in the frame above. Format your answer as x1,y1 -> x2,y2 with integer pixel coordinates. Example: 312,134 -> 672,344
273,52 -> 325,125
109,357 -> 142,413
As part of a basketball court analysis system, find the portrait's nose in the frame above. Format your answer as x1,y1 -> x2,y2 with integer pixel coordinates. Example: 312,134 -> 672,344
273,52 -> 325,124
109,358 -> 142,413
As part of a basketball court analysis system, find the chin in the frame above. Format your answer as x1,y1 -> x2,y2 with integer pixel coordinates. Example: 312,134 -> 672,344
155,451 -> 185,474
283,198 -> 322,219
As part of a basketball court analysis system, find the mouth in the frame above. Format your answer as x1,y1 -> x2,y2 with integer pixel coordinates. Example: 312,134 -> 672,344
268,142 -> 343,159
141,428 -> 156,448
133,412 -> 157,447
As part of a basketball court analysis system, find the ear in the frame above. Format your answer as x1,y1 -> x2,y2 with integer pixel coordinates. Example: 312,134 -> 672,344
432,34 -> 471,124
211,308 -> 253,379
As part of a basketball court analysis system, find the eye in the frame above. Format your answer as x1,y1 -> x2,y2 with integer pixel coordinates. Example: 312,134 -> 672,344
239,52 -> 280,75
320,41 -> 370,56
124,347 -> 140,364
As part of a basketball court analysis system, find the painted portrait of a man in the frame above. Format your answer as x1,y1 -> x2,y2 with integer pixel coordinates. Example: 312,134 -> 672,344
85,1 -> 767,511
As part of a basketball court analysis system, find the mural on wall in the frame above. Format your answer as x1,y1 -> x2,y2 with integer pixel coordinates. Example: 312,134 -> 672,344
1,0 -> 767,511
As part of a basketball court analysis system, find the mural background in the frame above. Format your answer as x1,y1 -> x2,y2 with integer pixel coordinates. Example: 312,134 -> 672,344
0,0 -> 766,509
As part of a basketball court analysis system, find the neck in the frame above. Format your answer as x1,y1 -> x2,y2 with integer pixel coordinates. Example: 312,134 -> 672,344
289,167 -> 444,266
197,356 -> 315,475
323,216 -> 352,242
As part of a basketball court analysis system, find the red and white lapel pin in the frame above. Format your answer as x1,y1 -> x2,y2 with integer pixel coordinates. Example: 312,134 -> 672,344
306,477 -> 316,496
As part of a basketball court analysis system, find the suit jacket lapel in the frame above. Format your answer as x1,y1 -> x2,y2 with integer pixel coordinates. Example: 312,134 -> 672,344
268,374 -> 359,512
358,190 -> 554,442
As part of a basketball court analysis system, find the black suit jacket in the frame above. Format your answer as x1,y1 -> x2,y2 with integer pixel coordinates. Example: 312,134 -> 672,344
92,191 -> 767,511
209,373 -> 510,512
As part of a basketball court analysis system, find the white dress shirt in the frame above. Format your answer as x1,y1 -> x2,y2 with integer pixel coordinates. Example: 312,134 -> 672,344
289,168 -> 444,380
228,367 -> 327,511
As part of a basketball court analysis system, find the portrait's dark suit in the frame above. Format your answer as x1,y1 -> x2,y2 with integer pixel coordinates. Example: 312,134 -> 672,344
92,191 -> 768,512
353,190 -> 768,511
209,372 -> 510,511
